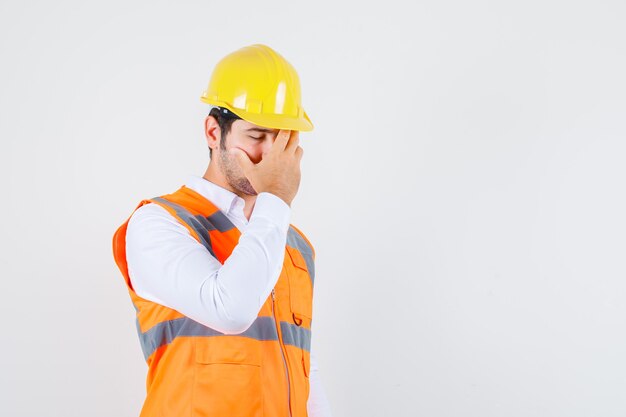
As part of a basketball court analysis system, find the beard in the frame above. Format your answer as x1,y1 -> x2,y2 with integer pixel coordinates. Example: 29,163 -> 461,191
218,143 -> 258,196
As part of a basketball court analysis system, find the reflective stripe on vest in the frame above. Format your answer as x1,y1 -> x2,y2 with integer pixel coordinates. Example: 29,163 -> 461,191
135,314 -> 312,361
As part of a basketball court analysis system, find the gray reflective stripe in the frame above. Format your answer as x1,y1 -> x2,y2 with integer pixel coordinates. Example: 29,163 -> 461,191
137,316 -> 311,360
204,210 -> 237,233
151,196 -> 235,233
287,227 -> 315,285
137,316 -> 280,361
281,321 -> 312,353
150,197 -> 239,257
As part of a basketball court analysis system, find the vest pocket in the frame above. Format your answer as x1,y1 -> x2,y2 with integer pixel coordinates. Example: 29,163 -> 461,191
195,336 -> 261,365
286,246 -> 313,321
193,337 -> 263,417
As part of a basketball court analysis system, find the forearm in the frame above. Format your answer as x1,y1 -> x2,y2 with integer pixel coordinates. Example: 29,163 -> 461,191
125,192 -> 290,334
199,192 -> 291,331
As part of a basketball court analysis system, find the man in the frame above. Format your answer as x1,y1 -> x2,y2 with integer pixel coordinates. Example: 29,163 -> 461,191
112,44 -> 333,417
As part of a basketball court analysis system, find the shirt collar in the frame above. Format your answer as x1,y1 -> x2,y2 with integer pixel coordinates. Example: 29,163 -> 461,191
183,174 -> 245,215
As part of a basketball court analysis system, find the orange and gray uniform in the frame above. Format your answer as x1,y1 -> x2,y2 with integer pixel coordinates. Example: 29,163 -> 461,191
113,184 -> 316,417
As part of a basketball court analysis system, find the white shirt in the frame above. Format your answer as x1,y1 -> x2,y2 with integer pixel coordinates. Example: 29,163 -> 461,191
125,174 -> 333,417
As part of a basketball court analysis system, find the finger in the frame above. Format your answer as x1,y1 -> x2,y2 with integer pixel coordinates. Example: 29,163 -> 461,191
294,145 -> 303,160
271,129 -> 291,153
284,130 -> 300,154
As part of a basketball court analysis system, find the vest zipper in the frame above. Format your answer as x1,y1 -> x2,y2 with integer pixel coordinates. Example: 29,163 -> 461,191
272,287 -> 293,417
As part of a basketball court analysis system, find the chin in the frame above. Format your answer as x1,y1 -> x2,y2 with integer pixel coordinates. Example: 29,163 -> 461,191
241,188 -> 258,196
233,179 -> 257,196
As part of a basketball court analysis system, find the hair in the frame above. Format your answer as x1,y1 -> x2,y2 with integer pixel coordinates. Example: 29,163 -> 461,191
208,107 -> 241,158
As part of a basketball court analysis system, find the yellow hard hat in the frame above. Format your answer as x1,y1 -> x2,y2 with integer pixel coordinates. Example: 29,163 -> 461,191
200,44 -> 314,132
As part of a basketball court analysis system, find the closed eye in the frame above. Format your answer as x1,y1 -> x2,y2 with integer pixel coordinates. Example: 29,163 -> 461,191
249,136 -> 264,140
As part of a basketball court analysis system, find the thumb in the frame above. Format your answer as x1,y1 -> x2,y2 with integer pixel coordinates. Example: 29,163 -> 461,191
229,147 -> 253,171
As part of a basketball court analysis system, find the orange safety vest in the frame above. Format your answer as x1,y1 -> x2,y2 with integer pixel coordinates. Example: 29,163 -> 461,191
112,184 -> 315,417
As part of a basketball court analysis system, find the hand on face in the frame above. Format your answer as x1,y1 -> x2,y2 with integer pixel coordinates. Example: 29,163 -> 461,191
229,129 -> 303,207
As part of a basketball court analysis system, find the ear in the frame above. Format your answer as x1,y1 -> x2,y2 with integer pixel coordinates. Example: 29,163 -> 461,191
204,115 -> 221,149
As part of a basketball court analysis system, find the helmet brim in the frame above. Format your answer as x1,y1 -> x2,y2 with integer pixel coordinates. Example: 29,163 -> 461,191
201,98 -> 314,132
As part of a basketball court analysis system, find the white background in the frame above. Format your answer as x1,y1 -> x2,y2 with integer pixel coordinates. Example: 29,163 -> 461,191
1,1 -> 625,416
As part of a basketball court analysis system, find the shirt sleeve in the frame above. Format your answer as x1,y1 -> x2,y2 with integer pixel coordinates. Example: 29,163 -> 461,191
307,346 -> 334,417
125,191 -> 290,334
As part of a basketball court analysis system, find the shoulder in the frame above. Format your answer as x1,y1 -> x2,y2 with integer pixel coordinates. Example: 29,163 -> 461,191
288,224 -> 316,259
127,201 -> 190,239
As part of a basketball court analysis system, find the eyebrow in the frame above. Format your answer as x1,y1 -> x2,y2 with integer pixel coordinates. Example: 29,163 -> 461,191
246,127 -> 278,134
